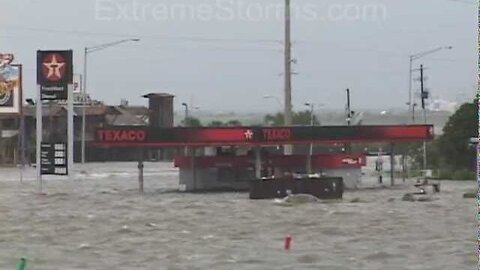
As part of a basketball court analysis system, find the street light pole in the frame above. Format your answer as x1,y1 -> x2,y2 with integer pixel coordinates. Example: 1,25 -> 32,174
408,46 -> 452,123
412,103 -> 417,123
81,38 -> 140,164
263,95 -> 283,110
408,57 -> 413,121
181,102 -> 190,156
182,103 -> 189,126
81,47 -> 88,165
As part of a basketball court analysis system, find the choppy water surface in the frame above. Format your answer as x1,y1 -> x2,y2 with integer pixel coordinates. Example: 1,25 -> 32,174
0,163 -> 476,269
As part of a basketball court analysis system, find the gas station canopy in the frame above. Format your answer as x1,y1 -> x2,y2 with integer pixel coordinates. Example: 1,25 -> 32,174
95,125 -> 434,148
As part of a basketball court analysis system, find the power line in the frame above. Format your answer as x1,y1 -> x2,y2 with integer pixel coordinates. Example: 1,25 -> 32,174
445,0 -> 476,4
2,25 -> 281,44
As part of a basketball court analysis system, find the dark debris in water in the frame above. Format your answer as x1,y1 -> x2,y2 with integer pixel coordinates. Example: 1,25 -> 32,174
462,192 -> 476,199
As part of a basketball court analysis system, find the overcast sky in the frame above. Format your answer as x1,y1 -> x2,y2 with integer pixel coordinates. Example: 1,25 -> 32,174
1,0 -> 477,112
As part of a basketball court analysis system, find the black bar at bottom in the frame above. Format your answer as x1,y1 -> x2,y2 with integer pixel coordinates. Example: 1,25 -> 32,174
249,176 -> 343,200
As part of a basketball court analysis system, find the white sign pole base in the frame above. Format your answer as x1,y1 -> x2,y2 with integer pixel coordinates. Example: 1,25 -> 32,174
67,84 -> 74,180
36,85 -> 42,192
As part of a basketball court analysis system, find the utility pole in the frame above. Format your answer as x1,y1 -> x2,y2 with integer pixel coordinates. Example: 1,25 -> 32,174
346,88 -> 352,126
420,65 -> 424,110
345,88 -> 352,153
408,46 -> 452,123
284,0 -> 293,155
420,64 -> 428,172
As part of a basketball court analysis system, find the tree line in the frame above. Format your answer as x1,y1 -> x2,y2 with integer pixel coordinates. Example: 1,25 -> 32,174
409,98 -> 478,180
182,110 -> 318,127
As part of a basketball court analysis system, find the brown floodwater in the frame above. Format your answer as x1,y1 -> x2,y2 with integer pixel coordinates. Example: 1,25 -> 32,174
0,162 -> 476,269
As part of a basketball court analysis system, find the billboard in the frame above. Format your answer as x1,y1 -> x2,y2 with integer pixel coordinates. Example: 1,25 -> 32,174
0,62 -> 22,115
37,50 -> 73,100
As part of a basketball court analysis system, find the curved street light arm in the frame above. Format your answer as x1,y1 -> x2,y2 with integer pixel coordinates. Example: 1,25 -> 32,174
86,38 -> 140,54
411,46 -> 452,60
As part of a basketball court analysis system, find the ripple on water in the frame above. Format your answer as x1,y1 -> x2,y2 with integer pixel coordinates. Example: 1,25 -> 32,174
296,254 -> 319,264
319,226 -> 344,236
0,165 -> 476,270
364,251 -> 401,261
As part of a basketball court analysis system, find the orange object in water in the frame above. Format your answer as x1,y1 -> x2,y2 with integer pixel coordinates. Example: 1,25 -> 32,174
284,235 -> 293,250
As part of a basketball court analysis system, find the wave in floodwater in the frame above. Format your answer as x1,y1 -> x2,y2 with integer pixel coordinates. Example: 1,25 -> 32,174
0,162 -> 476,270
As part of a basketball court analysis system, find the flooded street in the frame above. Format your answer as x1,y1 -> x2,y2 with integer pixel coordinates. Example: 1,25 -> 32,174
0,163 -> 476,269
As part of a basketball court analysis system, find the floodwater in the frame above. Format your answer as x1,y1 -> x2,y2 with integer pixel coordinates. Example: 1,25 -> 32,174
0,162 -> 476,270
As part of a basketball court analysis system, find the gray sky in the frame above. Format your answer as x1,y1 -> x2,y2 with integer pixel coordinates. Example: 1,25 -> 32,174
1,0 -> 477,112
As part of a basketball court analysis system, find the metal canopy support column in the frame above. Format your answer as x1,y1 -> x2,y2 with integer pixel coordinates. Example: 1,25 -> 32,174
138,148 -> 144,193
390,143 -> 395,186
191,148 -> 197,191
19,100 -> 25,183
306,147 -> 312,174
255,147 -> 262,179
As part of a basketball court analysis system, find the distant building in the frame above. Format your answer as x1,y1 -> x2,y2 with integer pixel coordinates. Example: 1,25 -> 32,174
0,93 -> 177,165
0,103 -> 148,165
428,98 -> 458,113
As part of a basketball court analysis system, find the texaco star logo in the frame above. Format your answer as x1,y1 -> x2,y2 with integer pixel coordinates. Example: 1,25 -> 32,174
42,53 -> 66,82
244,129 -> 254,140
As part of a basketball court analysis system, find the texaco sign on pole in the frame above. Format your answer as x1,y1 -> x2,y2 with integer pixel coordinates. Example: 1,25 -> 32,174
37,50 -> 73,100
36,50 -> 74,186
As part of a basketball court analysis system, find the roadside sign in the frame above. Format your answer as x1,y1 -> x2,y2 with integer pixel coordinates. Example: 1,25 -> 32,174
40,142 -> 68,175
37,50 -> 73,100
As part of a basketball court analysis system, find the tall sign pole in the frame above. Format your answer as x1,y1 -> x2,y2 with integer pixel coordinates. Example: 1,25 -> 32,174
35,85 -> 42,190
284,0 -> 293,155
476,0 -> 480,261
36,50 -> 74,189
68,84 -> 74,180
18,68 -> 25,182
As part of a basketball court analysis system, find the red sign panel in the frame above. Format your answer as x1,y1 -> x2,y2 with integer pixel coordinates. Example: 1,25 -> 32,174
37,50 -> 73,100
174,154 -> 367,169
95,125 -> 434,148
262,128 -> 292,141
97,129 -> 147,143
41,53 -> 67,82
